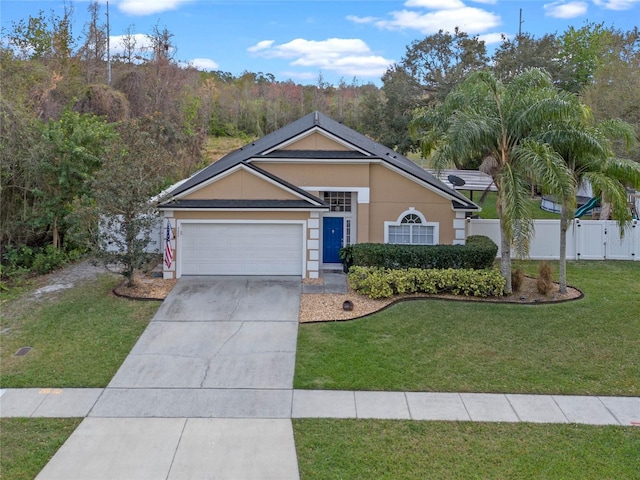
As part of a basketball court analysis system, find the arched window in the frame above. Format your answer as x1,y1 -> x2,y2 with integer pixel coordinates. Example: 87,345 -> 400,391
384,209 -> 439,245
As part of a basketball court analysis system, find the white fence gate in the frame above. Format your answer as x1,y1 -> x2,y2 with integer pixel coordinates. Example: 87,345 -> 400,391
468,219 -> 639,261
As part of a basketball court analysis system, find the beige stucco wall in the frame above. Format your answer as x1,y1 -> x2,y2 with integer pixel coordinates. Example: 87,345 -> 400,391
368,164 -> 456,244
258,163 -> 370,188
282,132 -> 350,151
183,169 -> 298,201
246,161 -> 457,244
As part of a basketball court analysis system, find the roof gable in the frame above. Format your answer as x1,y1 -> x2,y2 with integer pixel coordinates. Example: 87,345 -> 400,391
166,163 -> 324,207
181,166 -> 300,201
265,128 -> 366,153
162,111 -> 479,211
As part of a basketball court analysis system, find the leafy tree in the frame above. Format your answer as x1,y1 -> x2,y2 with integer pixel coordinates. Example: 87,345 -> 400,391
8,5 -> 75,64
37,110 -> 116,250
8,10 -> 54,60
557,22 -> 614,93
381,28 -> 489,154
379,65 -> 423,154
492,33 -> 563,83
540,115 -> 640,292
411,69 -> 576,293
582,27 -> 640,163
0,98 -> 43,248
89,120 -> 175,286
402,28 -> 489,101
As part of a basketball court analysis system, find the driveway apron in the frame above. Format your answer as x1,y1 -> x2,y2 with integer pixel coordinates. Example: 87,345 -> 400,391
37,276 -> 301,480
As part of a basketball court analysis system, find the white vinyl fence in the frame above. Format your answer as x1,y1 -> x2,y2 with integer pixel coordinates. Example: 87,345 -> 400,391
468,219 -> 639,261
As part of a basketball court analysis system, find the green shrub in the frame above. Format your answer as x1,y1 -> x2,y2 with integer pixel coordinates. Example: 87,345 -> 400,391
348,266 -> 506,299
347,267 -> 394,299
32,245 -> 68,274
345,236 -> 497,271
1,244 -> 83,278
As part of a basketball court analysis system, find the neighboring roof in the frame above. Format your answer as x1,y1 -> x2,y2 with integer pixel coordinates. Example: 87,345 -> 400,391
426,169 -> 497,192
158,199 -> 328,210
161,111 -> 479,211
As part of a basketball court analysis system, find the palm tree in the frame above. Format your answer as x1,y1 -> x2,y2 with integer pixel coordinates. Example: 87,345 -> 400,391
411,68 -> 576,293
540,116 -> 640,293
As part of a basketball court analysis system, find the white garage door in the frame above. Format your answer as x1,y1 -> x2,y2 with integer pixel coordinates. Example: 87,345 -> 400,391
180,223 -> 303,276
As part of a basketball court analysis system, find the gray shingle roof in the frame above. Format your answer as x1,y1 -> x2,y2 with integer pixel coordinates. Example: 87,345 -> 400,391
160,111 -> 479,211
159,199 -> 328,210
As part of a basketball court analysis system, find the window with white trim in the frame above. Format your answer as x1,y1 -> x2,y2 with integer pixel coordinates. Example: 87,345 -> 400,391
385,209 -> 439,245
323,191 -> 352,212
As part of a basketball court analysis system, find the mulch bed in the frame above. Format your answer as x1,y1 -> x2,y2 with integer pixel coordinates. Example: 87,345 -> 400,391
112,273 -> 583,322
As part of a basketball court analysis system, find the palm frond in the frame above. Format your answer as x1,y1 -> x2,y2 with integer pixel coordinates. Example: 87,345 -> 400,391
514,140 -> 575,199
596,119 -> 638,151
583,171 -> 633,227
601,157 -> 640,189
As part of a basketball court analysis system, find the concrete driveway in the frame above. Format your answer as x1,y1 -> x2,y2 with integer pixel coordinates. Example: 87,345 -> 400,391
37,276 -> 302,480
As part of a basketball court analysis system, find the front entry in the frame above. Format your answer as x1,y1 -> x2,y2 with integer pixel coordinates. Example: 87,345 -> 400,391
323,217 -> 343,263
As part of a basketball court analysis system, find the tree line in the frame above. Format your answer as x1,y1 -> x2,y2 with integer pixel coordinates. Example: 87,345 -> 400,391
1,1 -> 639,284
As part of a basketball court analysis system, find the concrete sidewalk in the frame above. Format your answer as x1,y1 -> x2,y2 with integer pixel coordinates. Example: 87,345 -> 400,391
2,388 -> 638,426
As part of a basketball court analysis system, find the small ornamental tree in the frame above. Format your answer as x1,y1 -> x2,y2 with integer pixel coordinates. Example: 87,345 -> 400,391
90,119 -> 174,286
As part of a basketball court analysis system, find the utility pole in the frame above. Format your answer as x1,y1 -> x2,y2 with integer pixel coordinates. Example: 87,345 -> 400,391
518,8 -> 524,39
106,1 -> 111,84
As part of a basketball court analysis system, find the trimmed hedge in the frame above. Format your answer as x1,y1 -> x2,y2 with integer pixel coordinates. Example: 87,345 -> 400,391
341,235 -> 498,271
348,266 -> 506,299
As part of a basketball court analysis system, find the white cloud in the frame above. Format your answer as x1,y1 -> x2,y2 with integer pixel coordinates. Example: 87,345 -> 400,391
109,33 -> 152,56
404,0 -> 466,8
593,0 -> 639,9
188,58 -> 219,71
247,40 -> 275,53
375,7 -> 501,34
117,0 -> 192,16
478,32 -> 507,44
346,15 -> 380,24
544,1 -> 588,18
247,38 -> 394,79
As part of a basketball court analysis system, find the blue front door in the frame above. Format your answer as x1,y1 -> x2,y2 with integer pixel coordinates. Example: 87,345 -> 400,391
323,217 -> 343,263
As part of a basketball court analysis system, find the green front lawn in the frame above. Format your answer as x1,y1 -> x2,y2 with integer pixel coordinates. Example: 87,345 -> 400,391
1,275 -> 159,479
295,261 -> 640,395
0,418 -> 82,480
294,420 -> 640,479
0,275 -> 158,387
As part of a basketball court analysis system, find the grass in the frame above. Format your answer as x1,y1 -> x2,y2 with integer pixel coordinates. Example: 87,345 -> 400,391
0,275 -> 159,387
294,419 -> 640,479
0,418 -> 82,480
295,261 -> 640,395
465,191 -> 561,219
203,135 -> 254,163
1,274 -> 158,479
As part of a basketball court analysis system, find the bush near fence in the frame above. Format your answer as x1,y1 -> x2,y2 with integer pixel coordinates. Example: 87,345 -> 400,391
348,266 -> 506,299
340,235 -> 498,271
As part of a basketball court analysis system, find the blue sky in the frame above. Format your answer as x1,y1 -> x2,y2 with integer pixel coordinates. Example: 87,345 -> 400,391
1,0 -> 638,85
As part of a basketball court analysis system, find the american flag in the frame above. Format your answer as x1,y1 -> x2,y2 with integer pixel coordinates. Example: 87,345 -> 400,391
164,222 -> 173,268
